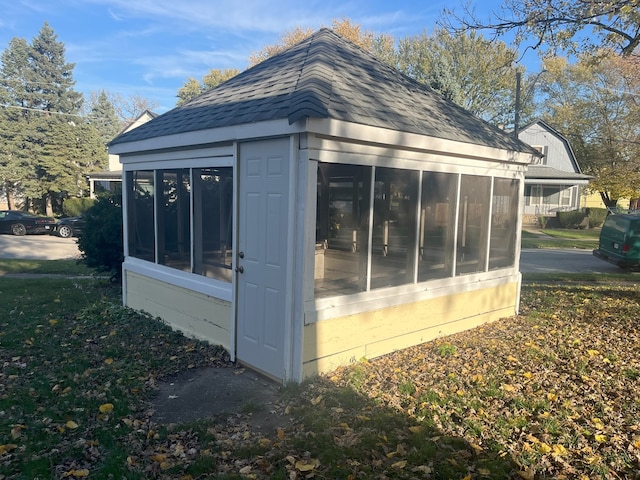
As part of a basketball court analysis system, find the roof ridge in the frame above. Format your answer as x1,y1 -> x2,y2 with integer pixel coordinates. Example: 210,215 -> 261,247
110,27 -> 537,156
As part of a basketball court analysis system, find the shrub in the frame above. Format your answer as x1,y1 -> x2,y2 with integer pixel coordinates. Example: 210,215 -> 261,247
538,215 -> 548,228
587,208 -> 608,228
557,210 -> 586,229
77,191 -> 123,281
63,197 -> 95,217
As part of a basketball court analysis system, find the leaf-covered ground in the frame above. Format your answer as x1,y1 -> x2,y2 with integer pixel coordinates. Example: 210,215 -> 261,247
1,277 -> 639,479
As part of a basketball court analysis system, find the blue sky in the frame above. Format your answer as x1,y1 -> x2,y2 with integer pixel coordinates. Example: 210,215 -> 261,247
0,0 -> 540,114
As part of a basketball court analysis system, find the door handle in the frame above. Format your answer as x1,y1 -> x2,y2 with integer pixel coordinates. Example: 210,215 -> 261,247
235,265 -> 244,273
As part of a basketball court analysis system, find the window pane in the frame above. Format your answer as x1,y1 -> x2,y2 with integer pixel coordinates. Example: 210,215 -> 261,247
418,172 -> 457,280
456,175 -> 491,275
489,178 -> 519,270
315,163 -> 371,298
127,170 -> 155,261
158,169 -> 191,271
193,168 -> 233,281
370,167 -> 419,289
543,187 -> 560,206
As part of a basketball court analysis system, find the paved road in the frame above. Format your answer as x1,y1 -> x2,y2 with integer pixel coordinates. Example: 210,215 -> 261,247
520,248 -> 624,274
0,234 -> 631,275
0,234 -> 81,260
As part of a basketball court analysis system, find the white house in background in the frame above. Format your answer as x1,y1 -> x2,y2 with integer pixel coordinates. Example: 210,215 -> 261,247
109,29 -> 539,382
518,120 -> 591,223
88,110 -> 157,197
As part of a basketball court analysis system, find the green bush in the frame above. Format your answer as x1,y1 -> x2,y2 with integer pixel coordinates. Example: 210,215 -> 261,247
556,210 -> 586,229
62,197 -> 95,217
77,191 -> 123,281
587,208 -> 608,228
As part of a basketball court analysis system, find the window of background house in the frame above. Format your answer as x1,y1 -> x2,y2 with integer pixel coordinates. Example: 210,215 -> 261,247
315,163 -> 372,298
127,170 -> 155,262
370,167 -> 419,289
158,169 -> 191,271
418,171 -> 457,280
456,175 -> 491,275
193,167 -> 233,281
489,178 -> 519,270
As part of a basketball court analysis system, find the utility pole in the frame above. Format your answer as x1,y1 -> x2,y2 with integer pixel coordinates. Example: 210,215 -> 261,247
514,70 -> 522,139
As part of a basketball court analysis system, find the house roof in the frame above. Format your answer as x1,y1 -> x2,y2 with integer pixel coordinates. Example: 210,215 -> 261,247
519,119 -> 583,173
526,165 -> 591,181
118,109 -> 158,135
110,28 -> 536,155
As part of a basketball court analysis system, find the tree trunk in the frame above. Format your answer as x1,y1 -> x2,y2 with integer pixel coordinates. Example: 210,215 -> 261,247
7,190 -> 16,210
599,191 -> 617,208
45,194 -> 54,216
3,182 -> 17,210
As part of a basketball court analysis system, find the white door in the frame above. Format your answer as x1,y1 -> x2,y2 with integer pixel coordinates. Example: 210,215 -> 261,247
236,138 -> 290,380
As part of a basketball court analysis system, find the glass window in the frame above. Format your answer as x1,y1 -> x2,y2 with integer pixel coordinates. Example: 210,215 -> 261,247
456,175 -> 491,275
313,163 -> 513,299
193,168 -> 233,281
315,163 -> 372,298
543,187 -> 561,206
370,167 -> 419,289
489,178 -> 519,270
418,172 -> 457,280
158,169 -> 191,271
127,170 -> 155,262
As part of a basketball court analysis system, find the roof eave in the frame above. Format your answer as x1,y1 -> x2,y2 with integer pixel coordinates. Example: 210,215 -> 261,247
108,118 -> 305,156
307,117 -> 537,165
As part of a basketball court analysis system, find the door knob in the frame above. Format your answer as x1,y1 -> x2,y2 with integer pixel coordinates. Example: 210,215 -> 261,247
235,265 -> 244,273
238,251 -> 245,258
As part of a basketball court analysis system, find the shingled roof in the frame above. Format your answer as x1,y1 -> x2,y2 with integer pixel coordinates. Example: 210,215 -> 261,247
110,28 -> 533,153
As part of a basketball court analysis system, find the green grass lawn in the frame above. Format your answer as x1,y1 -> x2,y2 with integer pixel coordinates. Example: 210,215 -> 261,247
1,263 -> 639,479
0,258 -> 95,276
521,228 -> 600,249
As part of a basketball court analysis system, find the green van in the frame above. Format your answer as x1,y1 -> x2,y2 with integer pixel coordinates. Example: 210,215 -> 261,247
593,214 -> 640,269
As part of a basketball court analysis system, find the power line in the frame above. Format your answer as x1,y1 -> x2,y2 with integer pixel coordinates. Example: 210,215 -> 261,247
0,104 -> 85,118
0,77 -> 75,87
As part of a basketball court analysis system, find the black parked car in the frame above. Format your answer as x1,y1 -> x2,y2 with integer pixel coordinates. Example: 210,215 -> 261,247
0,210 -> 57,236
52,216 -> 85,238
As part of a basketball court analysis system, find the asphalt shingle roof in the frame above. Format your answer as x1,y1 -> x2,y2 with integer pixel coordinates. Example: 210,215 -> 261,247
110,28 -> 535,154
526,165 -> 591,180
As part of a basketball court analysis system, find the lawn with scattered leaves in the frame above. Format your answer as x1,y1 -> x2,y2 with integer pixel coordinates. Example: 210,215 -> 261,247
1,274 -> 639,479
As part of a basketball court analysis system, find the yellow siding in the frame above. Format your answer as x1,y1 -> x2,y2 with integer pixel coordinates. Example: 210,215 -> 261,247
581,191 -> 629,210
302,282 -> 518,378
125,271 -> 231,349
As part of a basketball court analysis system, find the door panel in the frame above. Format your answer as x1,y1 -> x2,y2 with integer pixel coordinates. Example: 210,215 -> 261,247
236,138 -> 290,379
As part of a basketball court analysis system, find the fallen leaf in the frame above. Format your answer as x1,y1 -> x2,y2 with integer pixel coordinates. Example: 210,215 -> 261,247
0,444 -> 17,454
99,403 -> 114,414
391,460 -> 407,469
295,458 -> 319,471
64,469 -> 89,477
594,434 -> 607,443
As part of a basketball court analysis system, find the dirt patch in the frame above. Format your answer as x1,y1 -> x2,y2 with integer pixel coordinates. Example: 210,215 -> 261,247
150,366 -> 292,434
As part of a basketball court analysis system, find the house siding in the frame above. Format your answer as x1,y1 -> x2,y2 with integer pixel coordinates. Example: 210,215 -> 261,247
518,123 -> 576,171
125,270 -> 232,349
302,281 -> 519,377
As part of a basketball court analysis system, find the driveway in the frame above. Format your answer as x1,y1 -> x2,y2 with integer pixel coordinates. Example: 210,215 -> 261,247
0,234 -> 81,260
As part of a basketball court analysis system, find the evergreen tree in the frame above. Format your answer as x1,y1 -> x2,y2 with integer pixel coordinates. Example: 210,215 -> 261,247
0,38 -> 31,209
26,22 -> 82,114
89,90 -> 121,146
0,37 -> 30,107
0,22 -> 104,215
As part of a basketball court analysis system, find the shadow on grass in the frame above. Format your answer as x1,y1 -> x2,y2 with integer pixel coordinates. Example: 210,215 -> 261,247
160,373 -> 521,479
